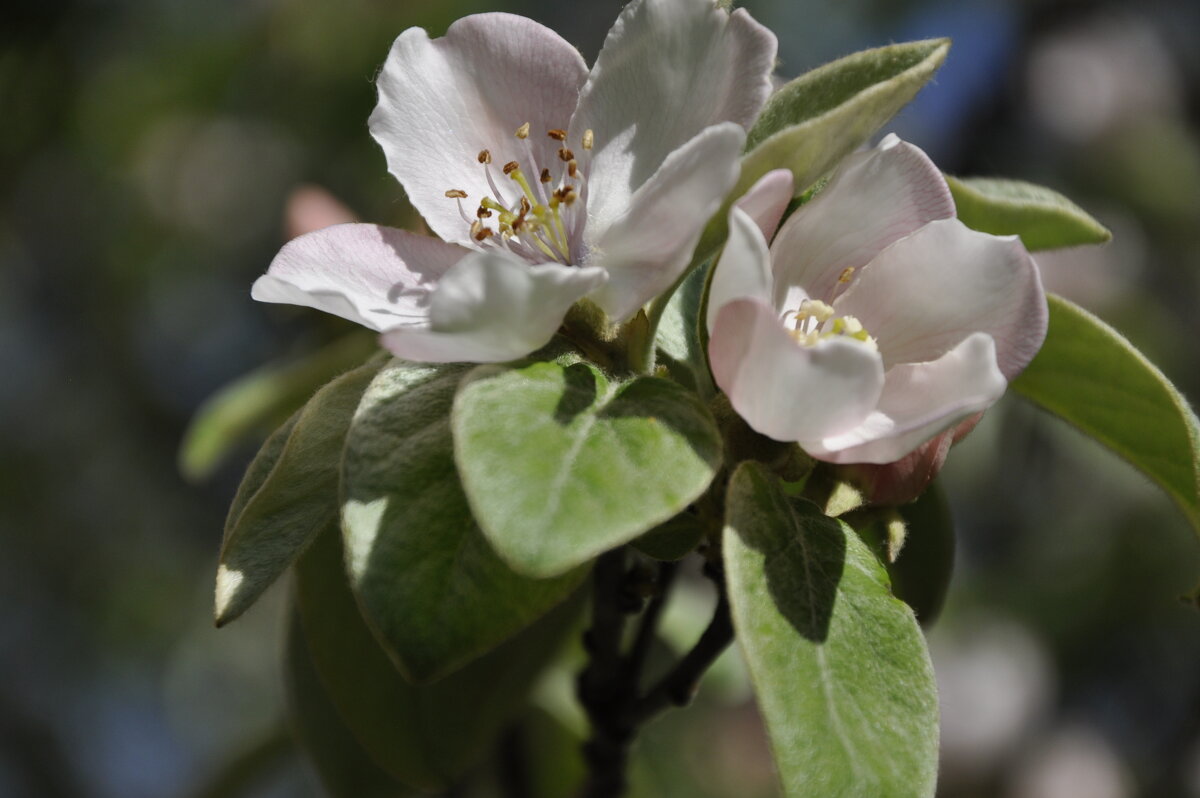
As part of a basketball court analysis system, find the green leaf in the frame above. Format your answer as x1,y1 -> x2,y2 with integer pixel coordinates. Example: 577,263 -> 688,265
946,175 -> 1112,251
294,526 -> 582,791
653,260 -> 710,394
215,357 -> 382,627
453,361 -> 723,577
724,462 -> 939,798
180,332 -> 377,481
696,39 -> 950,264
1012,294 -> 1200,536
341,359 -> 585,683
285,611 -> 414,798
632,509 -> 706,561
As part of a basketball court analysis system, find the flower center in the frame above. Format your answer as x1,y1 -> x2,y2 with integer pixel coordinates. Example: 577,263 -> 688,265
783,299 -> 877,351
443,123 -> 594,265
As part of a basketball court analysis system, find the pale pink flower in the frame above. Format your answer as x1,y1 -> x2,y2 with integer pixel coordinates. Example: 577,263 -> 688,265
253,0 -> 776,363
707,135 -> 1047,464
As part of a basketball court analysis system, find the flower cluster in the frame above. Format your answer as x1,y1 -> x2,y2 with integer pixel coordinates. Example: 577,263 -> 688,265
252,0 -> 1046,469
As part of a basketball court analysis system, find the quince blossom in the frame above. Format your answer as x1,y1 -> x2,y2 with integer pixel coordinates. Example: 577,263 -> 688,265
252,0 -> 776,363
707,135 -> 1048,465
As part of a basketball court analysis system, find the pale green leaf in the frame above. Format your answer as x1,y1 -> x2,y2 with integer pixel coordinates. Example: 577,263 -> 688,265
341,358 -> 585,683
946,175 -> 1112,251
180,332 -> 377,481
1012,294 -> 1200,536
725,462 -> 939,798
453,361 -> 723,578
294,527 -> 581,791
215,358 -> 382,626
696,39 -> 950,266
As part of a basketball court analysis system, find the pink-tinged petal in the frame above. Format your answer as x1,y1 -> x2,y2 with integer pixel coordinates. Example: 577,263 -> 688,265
369,14 -> 588,244
835,219 -> 1047,377
570,0 -> 776,231
811,333 -> 1006,464
735,168 -> 795,243
381,254 -> 606,363
709,299 -> 884,444
770,134 -> 955,306
587,123 -> 744,322
706,206 -> 774,334
251,224 -> 468,332
840,413 -> 982,506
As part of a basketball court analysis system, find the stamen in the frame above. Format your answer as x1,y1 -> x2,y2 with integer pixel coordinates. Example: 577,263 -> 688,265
540,168 -> 552,183
582,129 -> 594,150
568,159 -> 578,178
515,122 -> 530,139
547,129 -> 567,141
502,161 -> 520,175
444,189 -> 468,199
558,147 -> 575,162
477,149 -> 492,164
838,267 -> 855,284
476,206 -> 492,218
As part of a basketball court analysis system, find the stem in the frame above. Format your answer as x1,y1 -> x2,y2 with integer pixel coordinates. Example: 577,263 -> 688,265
576,553 -> 734,798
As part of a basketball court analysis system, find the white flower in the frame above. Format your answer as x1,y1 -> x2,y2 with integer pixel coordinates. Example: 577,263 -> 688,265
707,135 -> 1048,464
253,0 -> 777,363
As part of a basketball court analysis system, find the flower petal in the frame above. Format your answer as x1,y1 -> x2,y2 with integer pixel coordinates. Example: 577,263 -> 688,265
809,333 -> 1006,464
587,123 -> 744,322
706,205 -> 774,334
735,168 -> 795,243
251,224 -> 468,331
709,299 -> 884,443
842,413 -> 982,506
770,134 -> 955,306
369,14 -> 588,244
835,218 -> 1047,378
381,254 -> 606,363
570,0 -> 776,232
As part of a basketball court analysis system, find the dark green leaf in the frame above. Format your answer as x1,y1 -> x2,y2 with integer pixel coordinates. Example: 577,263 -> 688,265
453,361 -> 723,577
891,481 -> 956,625
725,462 -> 939,798
1013,294 -> 1200,537
294,527 -> 582,791
215,358 -> 382,626
946,175 -> 1112,250
180,332 -> 377,481
341,359 -> 585,683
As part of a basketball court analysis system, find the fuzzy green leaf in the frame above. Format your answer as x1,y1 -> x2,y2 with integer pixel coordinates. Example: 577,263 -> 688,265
294,527 -> 581,791
341,359 -> 585,683
453,361 -> 722,578
180,332 -> 377,481
725,462 -> 939,798
946,175 -> 1112,251
215,358 -> 382,626
696,39 -> 950,264
1013,294 -> 1200,537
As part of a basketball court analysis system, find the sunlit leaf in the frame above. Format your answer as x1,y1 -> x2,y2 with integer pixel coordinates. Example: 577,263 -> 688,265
947,175 -> 1112,251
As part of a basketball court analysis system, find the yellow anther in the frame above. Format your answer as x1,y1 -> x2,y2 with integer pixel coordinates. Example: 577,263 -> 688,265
539,168 -> 552,183
547,129 -> 567,141
568,159 -> 578,177
502,160 -> 520,175
582,129 -> 594,150
838,267 -> 855,284
515,122 -> 530,139
799,299 -> 834,323
444,189 -> 468,199
558,147 -> 575,162
477,149 -> 492,164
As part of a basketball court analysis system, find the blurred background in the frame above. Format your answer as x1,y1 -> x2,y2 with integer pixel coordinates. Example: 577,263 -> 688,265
3,0 -> 1199,795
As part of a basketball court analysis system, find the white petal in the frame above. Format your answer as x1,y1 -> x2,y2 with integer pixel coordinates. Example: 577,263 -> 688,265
570,0 -> 776,232
770,134 -> 955,306
810,333 -> 1006,464
735,168 -> 795,243
369,14 -> 588,244
706,205 -> 773,334
709,299 -> 884,443
835,218 -> 1047,377
251,224 -> 468,332
587,123 -> 744,322
381,253 -> 606,363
